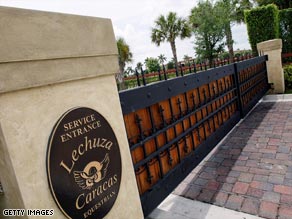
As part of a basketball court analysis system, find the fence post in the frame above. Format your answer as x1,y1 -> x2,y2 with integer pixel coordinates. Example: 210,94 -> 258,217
0,7 -> 143,219
233,63 -> 244,118
141,67 -> 147,86
257,39 -> 285,93
135,68 -> 141,87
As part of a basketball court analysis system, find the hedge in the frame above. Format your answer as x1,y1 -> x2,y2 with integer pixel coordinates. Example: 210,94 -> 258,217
284,64 -> 292,90
279,8 -> 292,53
244,4 -> 279,55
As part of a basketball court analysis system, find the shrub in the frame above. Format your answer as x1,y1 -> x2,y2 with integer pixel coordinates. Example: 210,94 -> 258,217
167,61 -> 174,70
244,4 -> 279,55
279,8 -> 292,53
145,57 -> 160,73
284,64 -> 292,89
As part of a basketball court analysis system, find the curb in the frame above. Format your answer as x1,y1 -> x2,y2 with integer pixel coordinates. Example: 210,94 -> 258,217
147,194 -> 264,219
261,94 -> 292,102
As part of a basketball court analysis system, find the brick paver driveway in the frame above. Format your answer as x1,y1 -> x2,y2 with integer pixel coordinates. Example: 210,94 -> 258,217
173,101 -> 292,219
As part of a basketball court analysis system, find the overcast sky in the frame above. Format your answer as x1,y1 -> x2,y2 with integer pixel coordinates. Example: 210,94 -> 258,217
0,0 -> 251,67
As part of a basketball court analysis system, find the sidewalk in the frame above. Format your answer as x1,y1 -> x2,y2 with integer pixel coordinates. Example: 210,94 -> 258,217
147,95 -> 292,219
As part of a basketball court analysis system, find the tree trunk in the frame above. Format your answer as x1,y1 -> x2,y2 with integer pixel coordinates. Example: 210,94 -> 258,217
208,48 -> 214,68
225,22 -> 234,63
170,40 -> 178,67
116,65 -> 125,90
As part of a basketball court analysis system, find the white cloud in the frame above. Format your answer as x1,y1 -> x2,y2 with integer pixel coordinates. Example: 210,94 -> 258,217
232,23 -> 251,51
0,0 -> 251,67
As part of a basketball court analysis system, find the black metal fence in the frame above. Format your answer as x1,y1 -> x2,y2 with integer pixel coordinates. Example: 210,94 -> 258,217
121,54 -> 254,90
119,55 -> 269,216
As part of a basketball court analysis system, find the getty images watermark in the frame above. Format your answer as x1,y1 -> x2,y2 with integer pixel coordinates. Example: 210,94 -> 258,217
3,209 -> 54,217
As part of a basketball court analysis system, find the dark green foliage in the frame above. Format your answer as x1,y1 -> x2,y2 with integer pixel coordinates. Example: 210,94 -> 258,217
217,49 -> 252,60
218,51 -> 231,60
284,64 -> 292,89
190,1 -> 225,65
145,57 -> 160,73
279,8 -> 292,52
167,61 -> 174,70
255,0 -> 292,9
244,4 -> 279,55
234,49 -> 253,56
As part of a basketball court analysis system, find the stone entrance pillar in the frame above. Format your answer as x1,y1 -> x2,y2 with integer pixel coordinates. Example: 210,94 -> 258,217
257,39 -> 285,94
0,6 -> 143,219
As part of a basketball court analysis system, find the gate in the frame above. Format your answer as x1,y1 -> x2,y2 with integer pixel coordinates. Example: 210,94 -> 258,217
119,55 -> 269,216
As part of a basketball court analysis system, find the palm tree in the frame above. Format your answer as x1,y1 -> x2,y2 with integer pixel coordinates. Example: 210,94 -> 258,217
216,0 -> 253,62
116,37 -> 133,89
151,12 -> 191,66
144,57 -> 150,65
158,54 -> 167,65
183,55 -> 192,63
136,62 -> 143,70
125,66 -> 135,77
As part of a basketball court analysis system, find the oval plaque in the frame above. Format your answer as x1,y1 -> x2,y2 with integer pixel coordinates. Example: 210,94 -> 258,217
47,107 -> 122,219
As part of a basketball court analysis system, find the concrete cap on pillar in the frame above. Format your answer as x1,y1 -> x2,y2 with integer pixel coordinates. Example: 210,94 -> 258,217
0,6 -> 119,94
257,39 -> 282,53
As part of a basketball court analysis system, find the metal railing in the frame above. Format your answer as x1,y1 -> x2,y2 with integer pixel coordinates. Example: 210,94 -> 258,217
120,54 -> 254,90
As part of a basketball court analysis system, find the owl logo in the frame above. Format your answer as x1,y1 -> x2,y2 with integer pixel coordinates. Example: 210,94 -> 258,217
73,153 -> 110,190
